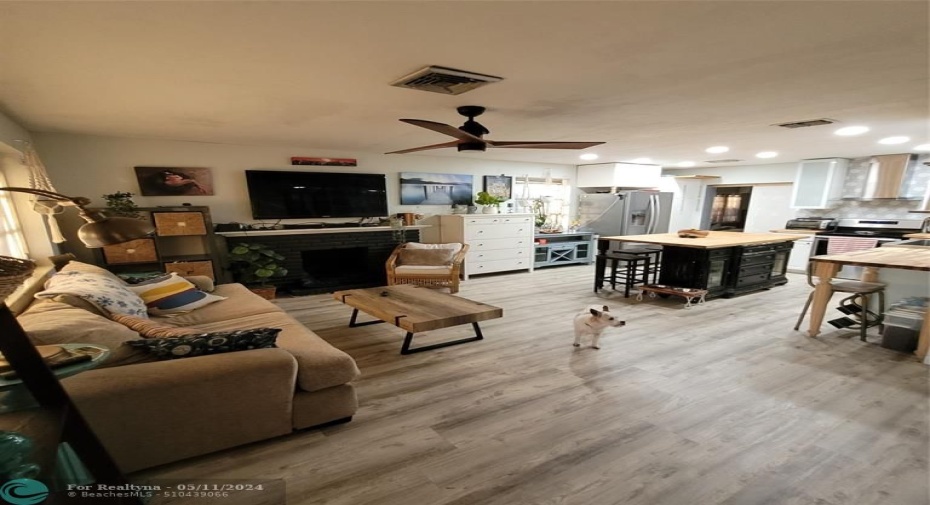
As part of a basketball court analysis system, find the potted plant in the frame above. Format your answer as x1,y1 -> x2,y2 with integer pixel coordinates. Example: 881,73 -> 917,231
475,191 -> 506,214
102,191 -> 141,218
227,243 -> 288,299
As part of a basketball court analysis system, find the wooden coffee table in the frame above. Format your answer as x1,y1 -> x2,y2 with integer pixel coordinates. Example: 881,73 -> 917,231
332,285 -> 503,355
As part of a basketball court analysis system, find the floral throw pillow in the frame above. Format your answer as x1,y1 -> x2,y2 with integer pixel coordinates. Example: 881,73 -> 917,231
125,328 -> 281,360
36,271 -> 148,318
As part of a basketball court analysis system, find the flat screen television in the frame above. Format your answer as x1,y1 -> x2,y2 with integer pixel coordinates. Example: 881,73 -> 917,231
245,170 -> 388,219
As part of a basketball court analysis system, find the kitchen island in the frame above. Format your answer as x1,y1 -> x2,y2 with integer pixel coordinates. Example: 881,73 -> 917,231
597,231 -> 807,299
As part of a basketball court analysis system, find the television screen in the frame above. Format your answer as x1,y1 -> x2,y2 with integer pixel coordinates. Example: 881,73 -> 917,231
245,170 -> 388,219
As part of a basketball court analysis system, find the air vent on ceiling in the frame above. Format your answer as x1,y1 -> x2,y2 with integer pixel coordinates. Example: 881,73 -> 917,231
391,66 -> 503,95
704,159 -> 743,163
774,118 -> 836,129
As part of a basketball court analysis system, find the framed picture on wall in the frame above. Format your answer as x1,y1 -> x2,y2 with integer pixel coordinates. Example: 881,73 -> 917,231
483,175 -> 512,200
134,167 -> 214,196
399,172 -> 474,205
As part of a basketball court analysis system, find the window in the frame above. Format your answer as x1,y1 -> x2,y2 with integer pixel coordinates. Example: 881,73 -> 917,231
0,172 -> 29,258
513,176 -> 572,230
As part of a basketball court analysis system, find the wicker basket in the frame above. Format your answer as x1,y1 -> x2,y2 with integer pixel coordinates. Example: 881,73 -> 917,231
0,256 -> 36,300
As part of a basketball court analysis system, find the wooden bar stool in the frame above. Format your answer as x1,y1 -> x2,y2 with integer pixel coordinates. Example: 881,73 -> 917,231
601,252 -> 652,298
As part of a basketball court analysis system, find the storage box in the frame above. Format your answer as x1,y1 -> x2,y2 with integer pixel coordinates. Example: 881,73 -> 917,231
164,260 -> 214,280
884,311 -> 923,331
154,212 -> 207,236
102,238 -> 158,264
881,325 -> 919,353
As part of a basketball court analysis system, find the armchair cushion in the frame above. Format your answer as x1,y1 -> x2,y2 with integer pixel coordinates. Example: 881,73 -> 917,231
405,242 -> 463,254
396,248 -> 455,266
394,265 -> 454,275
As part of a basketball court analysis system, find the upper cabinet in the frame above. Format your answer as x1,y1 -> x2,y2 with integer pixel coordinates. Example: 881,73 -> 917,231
790,158 -> 849,209
576,163 -> 662,189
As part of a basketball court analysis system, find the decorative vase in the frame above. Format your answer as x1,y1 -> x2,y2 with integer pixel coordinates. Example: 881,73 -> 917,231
482,206 -> 499,214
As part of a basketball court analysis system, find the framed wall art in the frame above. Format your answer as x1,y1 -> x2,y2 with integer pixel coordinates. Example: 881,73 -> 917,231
134,167 -> 214,196
483,175 -> 512,200
399,172 -> 474,205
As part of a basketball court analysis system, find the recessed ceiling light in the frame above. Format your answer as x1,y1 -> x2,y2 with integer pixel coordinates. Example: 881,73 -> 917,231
630,157 -> 652,164
755,151 -> 778,159
834,125 -> 869,136
914,143 -> 930,152
705,146 -> 729,154
677,161 -> 696,167
878,136 -> 910,145
579,153 -> 599,161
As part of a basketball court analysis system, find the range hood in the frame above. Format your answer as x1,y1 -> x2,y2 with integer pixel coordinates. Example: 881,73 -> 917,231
860,153 -> 918,200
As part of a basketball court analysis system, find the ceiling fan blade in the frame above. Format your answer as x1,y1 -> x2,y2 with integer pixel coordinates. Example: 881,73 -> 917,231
385,141 -> 460,154
400,119 -> 485,143
488,141 -> 605,150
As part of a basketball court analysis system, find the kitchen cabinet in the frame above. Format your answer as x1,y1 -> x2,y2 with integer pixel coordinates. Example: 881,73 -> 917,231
790,158 -> 848,209
534,232 -> 595,268
787,237 -> 814,273
577,163 -> 662,188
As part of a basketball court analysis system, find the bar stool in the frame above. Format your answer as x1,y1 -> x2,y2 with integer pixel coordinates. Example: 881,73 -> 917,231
603,250 -> 653,298
794,262 -> 886,342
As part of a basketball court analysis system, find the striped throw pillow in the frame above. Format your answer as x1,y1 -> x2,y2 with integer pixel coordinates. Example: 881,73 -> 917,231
127,273 -> 226,315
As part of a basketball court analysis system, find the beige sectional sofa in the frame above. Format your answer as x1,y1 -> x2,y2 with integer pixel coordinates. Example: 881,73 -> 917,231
17,280 -> 360,473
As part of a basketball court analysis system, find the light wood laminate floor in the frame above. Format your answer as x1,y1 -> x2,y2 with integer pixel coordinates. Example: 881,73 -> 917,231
140,265 -> 929,505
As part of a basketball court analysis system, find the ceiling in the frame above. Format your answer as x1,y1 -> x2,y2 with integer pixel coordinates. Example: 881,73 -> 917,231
0,1 -> 927,168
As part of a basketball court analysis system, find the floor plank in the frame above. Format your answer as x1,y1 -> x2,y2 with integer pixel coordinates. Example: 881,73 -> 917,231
138,265 -> 928,505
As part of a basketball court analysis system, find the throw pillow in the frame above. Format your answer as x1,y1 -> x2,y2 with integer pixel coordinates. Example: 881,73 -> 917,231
36,271 -> 148,317
60,260 -> 127,284
397,248 -> 455,266
109,313 -> 198,338
125,327 -> 281,360
127,273 -> 227,315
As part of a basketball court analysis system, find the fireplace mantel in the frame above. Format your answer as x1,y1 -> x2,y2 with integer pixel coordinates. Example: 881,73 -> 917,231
217,225 -> 430,238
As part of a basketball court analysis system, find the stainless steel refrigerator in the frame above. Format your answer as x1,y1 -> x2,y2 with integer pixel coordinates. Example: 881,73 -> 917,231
577,190 -> 673,251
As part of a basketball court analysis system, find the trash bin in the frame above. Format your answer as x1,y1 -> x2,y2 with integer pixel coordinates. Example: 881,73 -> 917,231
881,297 -> 927,353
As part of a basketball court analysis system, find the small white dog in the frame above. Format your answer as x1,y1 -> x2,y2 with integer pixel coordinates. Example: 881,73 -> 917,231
573,305 -> 626,349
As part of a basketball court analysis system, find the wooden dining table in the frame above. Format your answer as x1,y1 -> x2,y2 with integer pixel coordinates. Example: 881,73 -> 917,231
808,247 -> 930,360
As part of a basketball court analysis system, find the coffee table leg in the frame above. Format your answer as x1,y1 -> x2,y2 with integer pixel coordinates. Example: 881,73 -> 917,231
348,308 -> 385,328
400,322 -> 485,355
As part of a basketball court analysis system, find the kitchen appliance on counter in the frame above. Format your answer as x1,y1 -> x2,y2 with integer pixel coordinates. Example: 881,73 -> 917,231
785,217 -> 838,231
577,190 -> 673,251
812,218 -> 924,279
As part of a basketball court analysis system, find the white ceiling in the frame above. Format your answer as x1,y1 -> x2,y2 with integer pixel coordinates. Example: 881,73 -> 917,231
0,1 -> 927,168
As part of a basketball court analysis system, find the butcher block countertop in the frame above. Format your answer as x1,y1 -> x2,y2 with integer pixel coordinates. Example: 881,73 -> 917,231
904,233 -> 930,239
600,231 -> 808,249
770,229 -> 819,235
812,247 -> 930,271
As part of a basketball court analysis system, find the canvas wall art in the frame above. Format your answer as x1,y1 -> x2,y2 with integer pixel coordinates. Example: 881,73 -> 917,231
399,172 -> 474,205
134,167 -> 214,196
483,175 -> 513,200
291,157 -> 357,166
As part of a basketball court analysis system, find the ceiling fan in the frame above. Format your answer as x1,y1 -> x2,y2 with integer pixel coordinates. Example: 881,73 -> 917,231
386,106 -> 605,154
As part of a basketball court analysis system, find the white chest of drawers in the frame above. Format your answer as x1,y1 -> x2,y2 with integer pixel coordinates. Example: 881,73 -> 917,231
436,214 -> 535,279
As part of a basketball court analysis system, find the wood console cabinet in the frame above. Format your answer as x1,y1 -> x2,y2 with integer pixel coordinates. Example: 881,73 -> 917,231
430,214 -> 535,279
93,206 -> 228,282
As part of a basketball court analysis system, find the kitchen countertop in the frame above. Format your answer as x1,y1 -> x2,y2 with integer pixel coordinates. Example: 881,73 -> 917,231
904,233 -> 930,239
599,231 -> 808,249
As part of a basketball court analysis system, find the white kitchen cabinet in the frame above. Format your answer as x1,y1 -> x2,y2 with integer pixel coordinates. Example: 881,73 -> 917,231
577,163 -> 662,188
790,158 -> 848,209
435,214 -> 535,279
786,236 -> 814,273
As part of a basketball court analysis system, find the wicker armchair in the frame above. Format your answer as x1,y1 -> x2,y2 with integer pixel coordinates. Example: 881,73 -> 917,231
385,242 -> 469,294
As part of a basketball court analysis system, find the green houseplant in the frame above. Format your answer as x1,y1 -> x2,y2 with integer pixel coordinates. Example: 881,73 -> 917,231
228,243 -> 288,299
102,191 -> 141,218
475,191 -> 506,214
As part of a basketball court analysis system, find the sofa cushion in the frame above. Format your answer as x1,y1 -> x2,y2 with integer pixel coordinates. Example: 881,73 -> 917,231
36,271 -> 148,317
127,273 -> 226,315
109,314 -> 198,338
17,300 -> 153,368
183,312 -> 360,392
156,283 -> 285,327
126,328 -> 281,360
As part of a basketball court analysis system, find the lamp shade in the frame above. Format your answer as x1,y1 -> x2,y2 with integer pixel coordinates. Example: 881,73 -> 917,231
77,216 -> 156,248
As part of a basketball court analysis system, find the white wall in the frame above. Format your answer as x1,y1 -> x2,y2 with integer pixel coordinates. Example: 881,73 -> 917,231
742,184 -> 794,232
32,132 -> 574,224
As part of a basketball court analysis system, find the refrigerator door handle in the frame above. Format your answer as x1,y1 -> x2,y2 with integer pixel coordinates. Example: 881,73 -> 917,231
651,194 -> 662,234
645,194 -> 656,234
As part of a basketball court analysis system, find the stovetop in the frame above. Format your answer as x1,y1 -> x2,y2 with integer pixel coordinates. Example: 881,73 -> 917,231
815,218 -> 923,238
